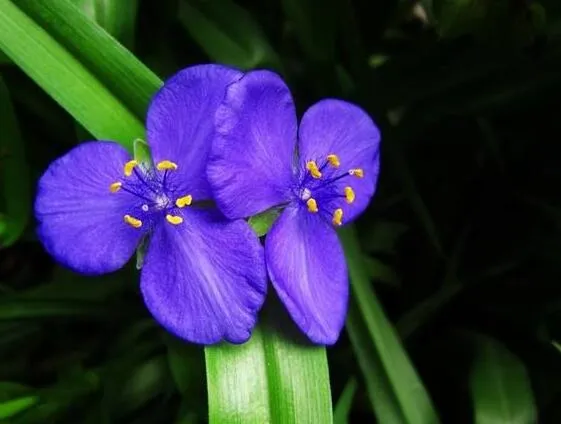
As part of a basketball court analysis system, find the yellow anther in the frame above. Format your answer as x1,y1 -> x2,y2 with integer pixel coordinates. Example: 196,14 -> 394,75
175,195 -> 193,208
166,214 -> 184,225
306,161 -> 322,179
344,186 -> 355,204
124,160 -> 138,177
109,182 -> 122,193
332,208 -> 343,226
306,198 -> 318,213
349,168 -> 364,178
156,160 -> 178,171
327,154 -> 340,168
124,214 -> 142,229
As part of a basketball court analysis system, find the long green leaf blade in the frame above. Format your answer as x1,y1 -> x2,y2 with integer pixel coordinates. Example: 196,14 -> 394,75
206,323 -> 332,424
206,329 -> 270,424
340,226 -> 439,424
0,396 -> 39,420
0,0 -> 144,148
333,378 -> 357,424
12,0 -> 160,118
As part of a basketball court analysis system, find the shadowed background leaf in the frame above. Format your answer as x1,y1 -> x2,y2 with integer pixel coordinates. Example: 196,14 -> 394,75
73,0 -> 139,50
469,333 -> 537,424
0,75 -> 29,248
178,0 -> 282,71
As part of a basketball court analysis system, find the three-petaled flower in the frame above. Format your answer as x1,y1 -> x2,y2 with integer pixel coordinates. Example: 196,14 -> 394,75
208,70 -> 381,344
35,65 -> 267,344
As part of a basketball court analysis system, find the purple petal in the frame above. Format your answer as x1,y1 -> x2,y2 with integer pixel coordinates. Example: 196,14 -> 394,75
265,206 -> 348,344
146,64 -> 243,200
298,99 -> 381,223
140,208 -> 267,344
207,70 -> 297,219
35,142 -> 144,275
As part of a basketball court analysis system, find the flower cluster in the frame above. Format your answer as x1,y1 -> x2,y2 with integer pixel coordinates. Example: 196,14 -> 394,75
35,64 -> 380,345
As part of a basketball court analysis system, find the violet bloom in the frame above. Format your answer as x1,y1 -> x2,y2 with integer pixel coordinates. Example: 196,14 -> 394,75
35,65 -> 266,344
207,71 -> 380,344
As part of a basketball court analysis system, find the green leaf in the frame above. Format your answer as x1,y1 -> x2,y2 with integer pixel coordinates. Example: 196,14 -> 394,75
71,0 -> 141,143
432,0 -> 487,38
118,356 -> 169,413
178,0 -> 281,71
0,382 -> 34,401
248,208 -> 281,237
333,378 -> 357,424
12,370 -> 99,423
0,0 -> 144,149
0,396 -> 39,420
175,404 -> 199,424
21,268 -> 126,301
363,221 -> 409,255
363,257 -> 401,288
396,283 -> 462,340
282,0 -> 338,63
0,75 -> 30,247
166,336 -> 205,397
397,228 -> 468,339
135,234 -> 149,270
133,138 -> 153,167
430,0 -> 536,45
0,300 -> 107,319
386,141 -> 443,256
340,226 -> 439,424
205,317 -> 333,424
12,0 -> 160,119
469,334 -> 537,424
0,323 -> 40,348
72,0 -> 139,50
0,49 -> 10,64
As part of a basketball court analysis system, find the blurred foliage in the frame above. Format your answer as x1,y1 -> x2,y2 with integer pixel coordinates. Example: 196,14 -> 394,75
1,0 -> 561,422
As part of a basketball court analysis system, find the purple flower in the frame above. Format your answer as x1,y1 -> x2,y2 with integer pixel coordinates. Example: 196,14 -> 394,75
207,70 -> 381,344
35,65 -> 267,344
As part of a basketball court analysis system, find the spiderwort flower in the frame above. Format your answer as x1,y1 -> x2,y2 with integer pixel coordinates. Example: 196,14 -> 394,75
35,65 -> 267,344
207,71 -> 380,344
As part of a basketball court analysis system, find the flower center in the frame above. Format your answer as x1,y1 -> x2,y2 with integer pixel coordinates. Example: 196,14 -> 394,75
108,160 -> 193,229
300,188 -> 312,201
298,153 -> 364,227
154,194 -> 172,210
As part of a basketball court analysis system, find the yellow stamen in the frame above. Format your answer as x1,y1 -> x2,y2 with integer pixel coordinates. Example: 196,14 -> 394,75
349,168 -> 364,178
166,214 -> 184,225
124,160 -> 138,177
332,208 -> 343,226
327,154 -> 340,168
306,161 -> 322,179
156,160 -> 178,171
306,198 -> 318,213
175,195 -> 193,208
124,214 -> 142,228
109,182 -> 122,193
344,186 -> 355,204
